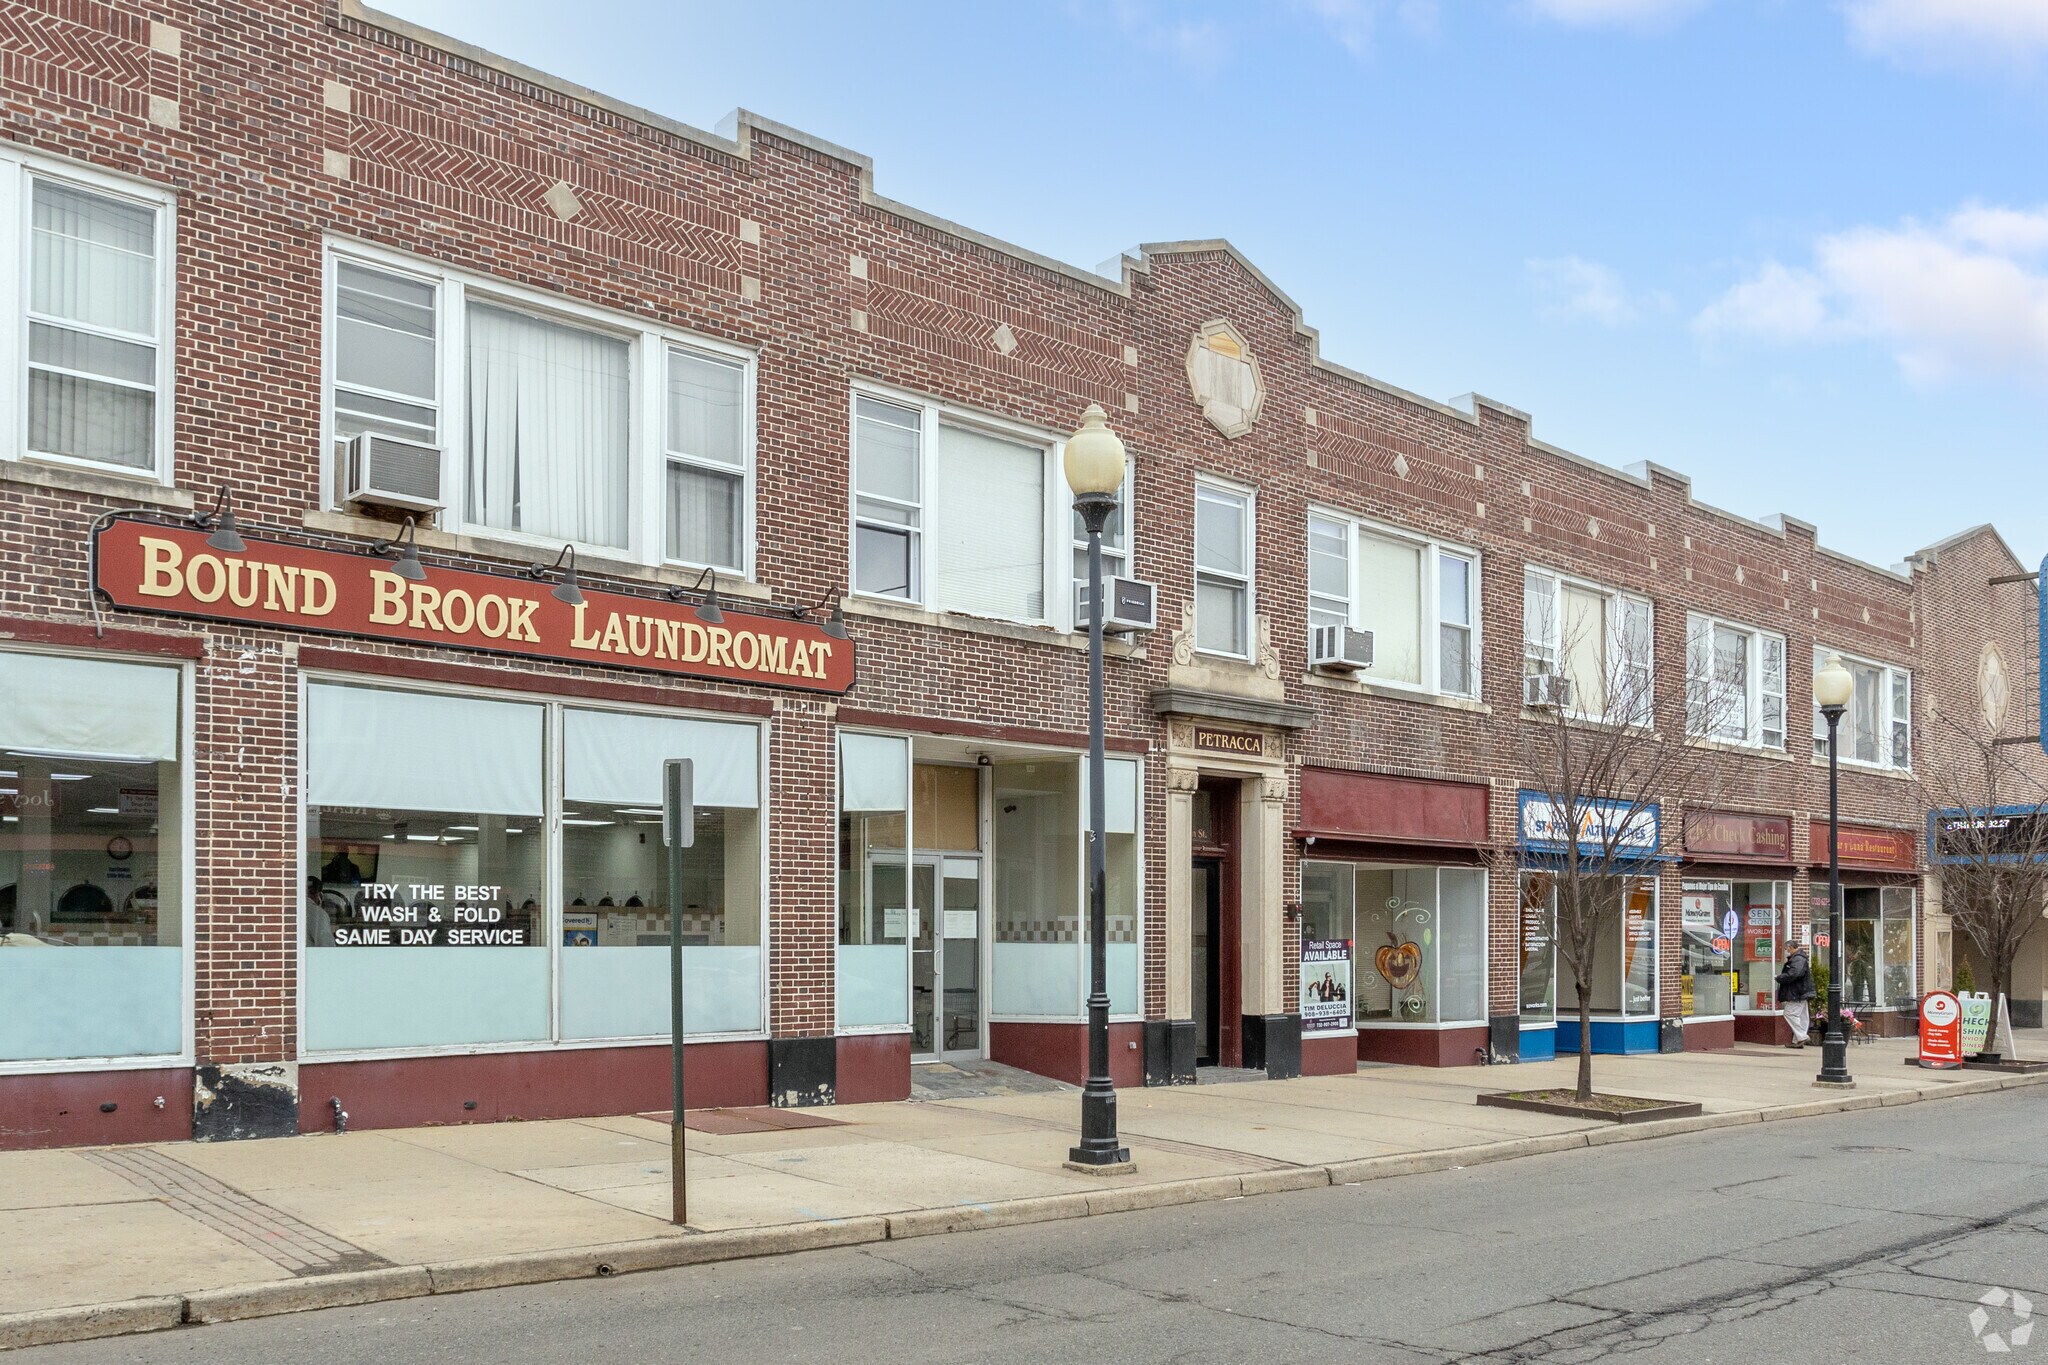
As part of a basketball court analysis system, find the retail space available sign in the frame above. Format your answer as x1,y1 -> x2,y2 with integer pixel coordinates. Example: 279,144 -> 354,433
1517,791 -> 1660,861
92,518 -> 854,694
1301,938 -> 1352,1033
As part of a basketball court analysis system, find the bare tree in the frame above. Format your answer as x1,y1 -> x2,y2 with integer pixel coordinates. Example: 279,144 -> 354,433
1512,584 -> 1737,1101
1922,707 -> 2048,1057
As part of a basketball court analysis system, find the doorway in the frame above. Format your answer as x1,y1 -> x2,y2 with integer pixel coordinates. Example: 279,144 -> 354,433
1190,778 -> 1242,1067
1192,855 -> 1222,1065
906,853 -> 984,1060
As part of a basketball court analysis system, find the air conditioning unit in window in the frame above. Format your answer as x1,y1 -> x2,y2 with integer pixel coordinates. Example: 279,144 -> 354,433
1524,672 -> 1574,710
1075,576 -> 1158,635
343,432 -> 444,514
1310,624 -> 1374,673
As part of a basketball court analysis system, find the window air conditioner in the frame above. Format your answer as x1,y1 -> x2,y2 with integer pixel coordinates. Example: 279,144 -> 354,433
344,432 -> 444,513
1310,624 -> 1374,673
1524,672 -> 1574,709
1074,576 -> 1158,635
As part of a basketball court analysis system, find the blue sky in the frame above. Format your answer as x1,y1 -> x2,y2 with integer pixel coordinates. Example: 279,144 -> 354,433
383,0 -> 2048,572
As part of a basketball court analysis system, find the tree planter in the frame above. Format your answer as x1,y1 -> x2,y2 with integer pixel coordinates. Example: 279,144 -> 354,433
1477,1089 -> 1704,1123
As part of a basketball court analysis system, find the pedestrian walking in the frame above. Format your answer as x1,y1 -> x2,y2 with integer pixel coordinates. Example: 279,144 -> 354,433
1776,944 -> 1815,1048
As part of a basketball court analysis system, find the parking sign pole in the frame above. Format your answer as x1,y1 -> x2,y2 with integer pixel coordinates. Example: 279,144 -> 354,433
663,759 -> 695,1226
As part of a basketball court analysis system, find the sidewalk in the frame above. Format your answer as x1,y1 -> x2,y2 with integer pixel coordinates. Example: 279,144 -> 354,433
7,1035 -> 2043,1350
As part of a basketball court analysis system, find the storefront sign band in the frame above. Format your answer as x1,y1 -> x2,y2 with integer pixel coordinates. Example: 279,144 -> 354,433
91,517 -> 855,695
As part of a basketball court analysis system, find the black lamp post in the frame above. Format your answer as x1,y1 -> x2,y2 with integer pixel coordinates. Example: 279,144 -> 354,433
1063,404 -> 1131,1169
1814,653 -> 1856,1087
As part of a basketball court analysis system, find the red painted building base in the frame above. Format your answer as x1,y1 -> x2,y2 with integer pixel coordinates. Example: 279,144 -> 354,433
0,1067 -> 194,1151
1356,1026 -> 1489,1067
1301,1032 -> 1357,1076
836,1033 -> 912,1105
989,1021 -> 1144,1088
1682,1018 -> 1736,1051
297,1041 -> 768,1134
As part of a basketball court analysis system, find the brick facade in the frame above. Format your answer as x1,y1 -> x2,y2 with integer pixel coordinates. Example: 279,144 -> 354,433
0,0 -> 2026,1148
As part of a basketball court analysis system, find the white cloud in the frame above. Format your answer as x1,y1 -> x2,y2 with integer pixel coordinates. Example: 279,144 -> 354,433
1528,256 -> 1642,325
1842,0 -> 2048,70
1521,0 -> 1708,27
1289,0 -> 1440,56
1097,1 -> 1233,74
1694,204 -> 2048,385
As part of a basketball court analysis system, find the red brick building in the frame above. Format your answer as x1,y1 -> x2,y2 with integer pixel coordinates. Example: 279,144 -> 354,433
0,0 -> 2017,1149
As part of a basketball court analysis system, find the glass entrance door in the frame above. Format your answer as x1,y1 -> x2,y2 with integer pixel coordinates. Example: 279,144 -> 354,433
911,854 -> 984,1060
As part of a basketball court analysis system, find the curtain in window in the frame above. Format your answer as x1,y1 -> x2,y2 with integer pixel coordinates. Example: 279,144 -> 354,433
664,350 -> 745,569
1357,531 -> 1422,685
1307,516 -> 1350,629
1561,584 -> 1607,715
28,180 -> 157,468
306,684 -> 544,815
564,709 -> 758,808
935,425 -> 1045,620
466,302 -> 630,549
0,652 -> 178,761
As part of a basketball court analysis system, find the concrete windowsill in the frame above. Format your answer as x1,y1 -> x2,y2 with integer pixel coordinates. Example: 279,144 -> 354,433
1302,672 -> 1492,715
1,457 -> 194,511
1685,737 -> 1796,762
845,595 -> 1144,658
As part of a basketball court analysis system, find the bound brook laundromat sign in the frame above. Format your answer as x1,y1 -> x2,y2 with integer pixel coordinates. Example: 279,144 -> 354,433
91,518 -> 855,694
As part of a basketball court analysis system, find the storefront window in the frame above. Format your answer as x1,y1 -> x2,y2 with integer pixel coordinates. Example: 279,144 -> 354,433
1734,881 -> 1786,1011
838,733 -> 911,1031
1094,758 -> 1141,1017
304,683 -> 548,1051
1680,881 -> 1735,1018
1842,886 -> 1917,1007
557,709 -> 762,1039
1335,863 -> 1487,1026
1,651 -> 184,1063
990,757 -> 1080,1018
1300,861 -> 1355,1035
1575,876 -> 1658,1016
1519,872 -> 1556,1024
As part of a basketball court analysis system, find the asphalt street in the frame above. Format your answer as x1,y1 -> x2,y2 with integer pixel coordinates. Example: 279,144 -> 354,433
20,1085 -> 2046,1364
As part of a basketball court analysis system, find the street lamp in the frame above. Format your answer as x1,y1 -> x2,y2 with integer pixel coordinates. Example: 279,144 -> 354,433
1064,404 -> 1132,1169
1814,653 -> 1856,1087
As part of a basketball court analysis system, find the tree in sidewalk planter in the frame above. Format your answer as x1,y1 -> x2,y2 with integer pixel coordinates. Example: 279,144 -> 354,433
1921,705 -> 2048,1060
1511,593 -> 1738,1103
1953,957 -> 1973,996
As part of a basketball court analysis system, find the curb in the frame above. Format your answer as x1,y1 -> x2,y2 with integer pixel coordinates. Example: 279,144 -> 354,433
4,1068 -> 2042,1353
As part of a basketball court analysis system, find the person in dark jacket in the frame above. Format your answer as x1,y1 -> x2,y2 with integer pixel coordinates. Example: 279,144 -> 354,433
1776,946 -> 1815,1048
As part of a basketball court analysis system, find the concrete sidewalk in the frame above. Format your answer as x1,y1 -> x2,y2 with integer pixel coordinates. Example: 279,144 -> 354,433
6,1036 -> 2042,1351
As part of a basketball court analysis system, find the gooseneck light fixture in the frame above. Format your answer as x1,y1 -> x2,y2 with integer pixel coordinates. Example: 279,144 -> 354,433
665,567 -> 724,625
191,486 -> 246,555
788,588 -> 849,641
1813,652 -> 1856,1088
1064,403 -> 1131,1171
371,516 -> 428,583
527,544 -> 585,607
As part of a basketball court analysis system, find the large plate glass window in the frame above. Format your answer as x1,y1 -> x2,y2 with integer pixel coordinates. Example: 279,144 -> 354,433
304,683 -> 549,1051
1811,647 -> 1911,770
1841,886 -> 1916,1007
25,176 -> 165,472
1350,865 -> 1487,1025
664,347 -> 748,572
1679,880 -> 1735,1017
1,652 -> 184,1063
991,759 -> 1081,1017
1519,872 -> 1557,1026
1195,483 -> 1252,657
1300,862 -> 1356,1036
838,732 -> 912,1030
558,709 -> 761,1038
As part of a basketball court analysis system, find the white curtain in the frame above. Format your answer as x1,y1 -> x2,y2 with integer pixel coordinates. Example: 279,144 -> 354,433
307,684 -> 543,815
840,733 -> 908,812
565,709 -> 759,808
1561,584 -> 1607,715
466,302 -> 630,549
0,652 -> 177,760
1357,531 -> 1422,685
28,180 -> 157,468
935,425 -> 1045,620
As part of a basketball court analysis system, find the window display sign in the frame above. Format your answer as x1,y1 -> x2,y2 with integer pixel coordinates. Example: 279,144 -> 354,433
330,882 -> 529,947
92,517 -> 854,694
1301,938 -> 1352,1033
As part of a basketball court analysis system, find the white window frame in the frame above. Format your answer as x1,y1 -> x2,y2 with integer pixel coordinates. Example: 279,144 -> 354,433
1306,507 -> 1480,698
1194,478 -> 1255,660
294,671 -> 773,1062
846,380 -> 1064,629
0,148 -> 177,484
1523,565 -> 1653,725
1686,613 -> 1787,750
319,238 -> 758,576
1811,644 -> 1912,771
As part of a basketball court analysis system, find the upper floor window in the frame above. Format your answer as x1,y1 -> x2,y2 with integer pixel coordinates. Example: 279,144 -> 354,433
323,244 -> 754,574
851,388 -> 1055,625
1071,461 -> 1133,593
1,152 -> 175,479
1308,510 -> 1478,697
1686,614 -> 1786,749
1523,567 -> 1652,725
1195,481 -> 1252,657
1813,646 -> 1910,770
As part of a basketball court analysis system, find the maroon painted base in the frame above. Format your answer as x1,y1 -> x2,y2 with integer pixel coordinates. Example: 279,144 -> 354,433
1735,1013 -> 1791,1046
0,1067 -> 194,1151
989,1021 -> 1144,1088
1682,1018 -> 1736,1051
297,1041 -> 768,1134
836,1033 -> 912,1105
1356,1026 -> 1489,1067
1301,1032 -> 1357,1076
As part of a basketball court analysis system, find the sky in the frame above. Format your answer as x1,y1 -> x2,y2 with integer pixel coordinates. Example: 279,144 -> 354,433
381,0 -> 2048,573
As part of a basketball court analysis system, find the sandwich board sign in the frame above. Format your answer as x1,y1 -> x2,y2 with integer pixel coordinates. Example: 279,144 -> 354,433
1919,992 -> 1962,1069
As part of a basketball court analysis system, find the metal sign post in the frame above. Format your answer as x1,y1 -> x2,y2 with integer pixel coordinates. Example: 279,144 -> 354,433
663,759 -> 695,1226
